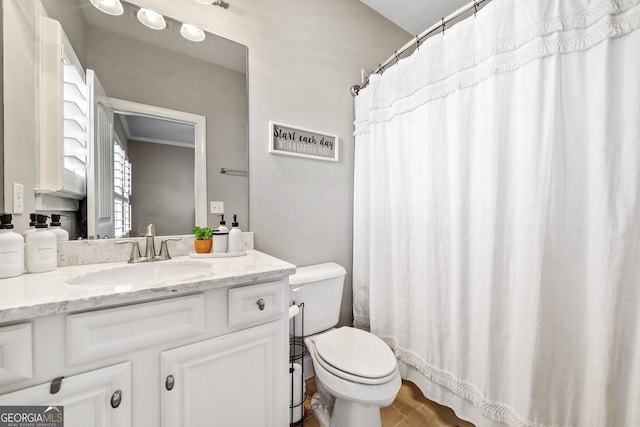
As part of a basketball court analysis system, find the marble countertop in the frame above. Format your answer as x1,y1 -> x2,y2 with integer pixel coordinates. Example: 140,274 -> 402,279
0,250 -> 296,323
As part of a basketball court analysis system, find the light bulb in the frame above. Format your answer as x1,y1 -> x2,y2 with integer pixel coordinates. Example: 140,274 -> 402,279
194,0 -> 215,4
90,0 -> 124,16
137,8 -> 166,30
180,23 -> 206,42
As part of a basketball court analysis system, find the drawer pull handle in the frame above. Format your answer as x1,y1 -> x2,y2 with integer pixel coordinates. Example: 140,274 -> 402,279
166,375 -> 175,391
50,376 -> 65,394
111,390 -> 122,408
257,298 -> 265,311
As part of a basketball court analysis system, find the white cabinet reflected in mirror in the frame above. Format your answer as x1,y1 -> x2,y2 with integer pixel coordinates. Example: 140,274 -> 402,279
2,0 -> 248,238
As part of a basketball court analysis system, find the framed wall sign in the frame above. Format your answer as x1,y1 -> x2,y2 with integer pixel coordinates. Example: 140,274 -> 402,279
269,121 -> 339,162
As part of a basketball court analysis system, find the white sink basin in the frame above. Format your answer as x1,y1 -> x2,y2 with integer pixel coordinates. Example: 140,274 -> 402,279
66,261 -> 212,286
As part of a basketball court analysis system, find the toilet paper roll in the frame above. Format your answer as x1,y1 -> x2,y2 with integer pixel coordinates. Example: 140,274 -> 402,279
289,362 -> 305,423
289,363 -> 306,405
288,304 -> 300,319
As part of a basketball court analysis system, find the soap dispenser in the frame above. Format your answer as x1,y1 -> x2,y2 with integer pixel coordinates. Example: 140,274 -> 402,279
22,213 -> 37,238
227,214 -> 243,253
49,214 -> 69,241
25,214 -> 57,273
212,214 -> 229,254
217,215 -> 229,233
0,213 -> 25,279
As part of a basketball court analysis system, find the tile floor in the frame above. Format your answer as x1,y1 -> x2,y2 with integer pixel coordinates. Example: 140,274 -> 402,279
295,378 -> 475,427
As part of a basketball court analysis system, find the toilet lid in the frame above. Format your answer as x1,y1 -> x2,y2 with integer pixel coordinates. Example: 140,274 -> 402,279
314,327 -> 397,379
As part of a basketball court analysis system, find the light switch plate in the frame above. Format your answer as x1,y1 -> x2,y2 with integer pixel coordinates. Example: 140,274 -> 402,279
13,183 -> 24,214
210,201 -> 224,214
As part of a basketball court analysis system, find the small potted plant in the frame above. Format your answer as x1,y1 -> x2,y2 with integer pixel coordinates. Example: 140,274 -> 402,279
192,226 -> 213,254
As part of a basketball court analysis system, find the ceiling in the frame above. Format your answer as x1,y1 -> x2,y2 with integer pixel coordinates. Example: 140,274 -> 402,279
117,114 -> 195,148
361,0 -> 472,36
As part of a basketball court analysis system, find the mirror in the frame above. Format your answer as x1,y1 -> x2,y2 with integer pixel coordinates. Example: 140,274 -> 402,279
2,0 -> 248,238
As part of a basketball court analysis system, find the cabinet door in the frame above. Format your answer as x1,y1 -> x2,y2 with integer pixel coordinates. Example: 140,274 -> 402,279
161,321 -> 287,427
0,362 -> 131,427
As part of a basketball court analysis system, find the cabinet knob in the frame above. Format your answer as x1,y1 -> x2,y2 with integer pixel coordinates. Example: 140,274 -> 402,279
111,390 -> 122,408
256,298 -> 265,311
166,375 -> 175,391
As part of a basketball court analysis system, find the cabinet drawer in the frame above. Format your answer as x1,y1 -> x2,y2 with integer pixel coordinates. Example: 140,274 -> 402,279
228,281 -> 286,328
67,294 -> 205,365
0,361 -> 131,427
0,323 -> 33,386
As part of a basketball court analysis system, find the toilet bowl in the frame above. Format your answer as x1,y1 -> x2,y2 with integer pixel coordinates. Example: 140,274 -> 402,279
305,327 -> 401,427
289,263 -> 401,427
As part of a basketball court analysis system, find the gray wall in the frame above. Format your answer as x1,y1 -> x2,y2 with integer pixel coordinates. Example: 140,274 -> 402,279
131,0 -> 409,326
3,0 -> 38,228
86,25 -> 248,232
128,140 -> 195,236
42,0 -> 86,66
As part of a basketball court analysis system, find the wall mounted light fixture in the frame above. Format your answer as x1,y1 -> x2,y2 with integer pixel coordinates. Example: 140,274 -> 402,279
194,0 -> 229,8
180,24 -> 206,42
89,0 -> 218,42
136,8 -> 166,30
89,0 -> 124,16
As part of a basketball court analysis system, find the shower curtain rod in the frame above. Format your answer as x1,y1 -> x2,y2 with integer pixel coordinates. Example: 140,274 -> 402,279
351,0 -> 490,96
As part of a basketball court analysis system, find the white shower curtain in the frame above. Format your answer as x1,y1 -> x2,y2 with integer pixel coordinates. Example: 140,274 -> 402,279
353,0 -> 640,426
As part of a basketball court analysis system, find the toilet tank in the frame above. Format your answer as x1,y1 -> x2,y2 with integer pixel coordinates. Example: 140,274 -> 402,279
289,262 -> 346,337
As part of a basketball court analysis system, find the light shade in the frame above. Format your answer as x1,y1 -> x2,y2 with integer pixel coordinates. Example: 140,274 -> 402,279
180,24 -> 206,42
90,0 -> 124,16
137,8 -> 166,30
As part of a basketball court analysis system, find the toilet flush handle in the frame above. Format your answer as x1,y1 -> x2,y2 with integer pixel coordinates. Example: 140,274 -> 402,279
256,298 -> 265,311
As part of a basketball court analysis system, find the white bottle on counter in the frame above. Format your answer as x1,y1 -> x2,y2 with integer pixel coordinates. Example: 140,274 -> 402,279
227,214 -> 243,254
217,214 -> 229,233
0,213 -> 25,279
22,213 -> 37,239
25,214 -> 57,273
49,214 -> 69,241
213,214 -> 229,254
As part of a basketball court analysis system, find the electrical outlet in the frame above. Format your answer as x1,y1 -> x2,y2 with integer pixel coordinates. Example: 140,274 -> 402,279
13,183 -> 24,214
210,201 -> 224,214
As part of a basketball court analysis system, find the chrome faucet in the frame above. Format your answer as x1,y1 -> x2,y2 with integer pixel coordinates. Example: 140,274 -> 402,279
115,224 -> 181,263
144,224 -> 156,260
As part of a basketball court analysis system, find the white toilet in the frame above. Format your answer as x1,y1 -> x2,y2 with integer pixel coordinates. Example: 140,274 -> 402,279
289,262 -> 401,427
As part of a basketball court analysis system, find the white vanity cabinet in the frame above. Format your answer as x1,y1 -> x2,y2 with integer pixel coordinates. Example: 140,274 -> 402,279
0,276 -> 291,427
161,280 -> 288,426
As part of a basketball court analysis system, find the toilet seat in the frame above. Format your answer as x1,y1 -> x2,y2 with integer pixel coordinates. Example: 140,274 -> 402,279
314,327 -> 397,385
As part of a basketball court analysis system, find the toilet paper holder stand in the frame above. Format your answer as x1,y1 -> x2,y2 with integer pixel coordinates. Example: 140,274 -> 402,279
289,302 -> 306,426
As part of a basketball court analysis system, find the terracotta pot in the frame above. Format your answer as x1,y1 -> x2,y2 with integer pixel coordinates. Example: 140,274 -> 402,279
194,239 -> 212,254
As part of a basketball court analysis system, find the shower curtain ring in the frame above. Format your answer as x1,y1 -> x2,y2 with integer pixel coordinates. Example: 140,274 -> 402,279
474,0 -> 478,17
394,51 -> 399,65
442,18 -> 446,35
415,35 -> 420,50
